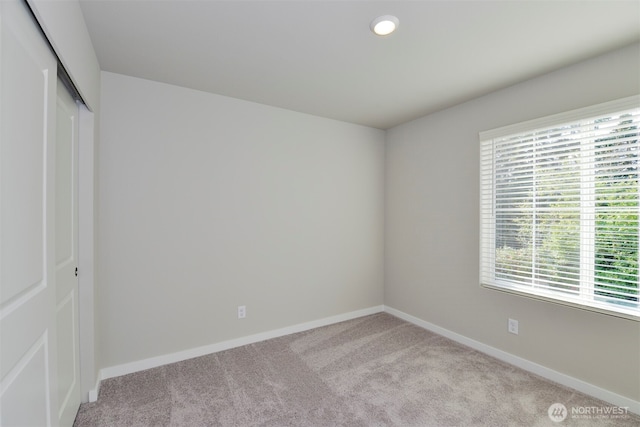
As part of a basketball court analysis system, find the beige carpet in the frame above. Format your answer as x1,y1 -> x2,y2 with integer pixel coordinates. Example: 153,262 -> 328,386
74,313 -> 639,426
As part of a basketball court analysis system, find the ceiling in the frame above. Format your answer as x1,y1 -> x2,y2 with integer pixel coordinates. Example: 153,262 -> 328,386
79,0 -> 640,130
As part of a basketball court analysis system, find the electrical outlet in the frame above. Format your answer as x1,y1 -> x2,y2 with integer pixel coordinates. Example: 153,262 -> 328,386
238,305 -> 246,319
508,318 -> 519,335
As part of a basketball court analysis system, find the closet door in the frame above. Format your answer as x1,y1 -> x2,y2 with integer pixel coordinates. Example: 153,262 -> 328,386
55,81 -> 80,426
0,0 -> 59,425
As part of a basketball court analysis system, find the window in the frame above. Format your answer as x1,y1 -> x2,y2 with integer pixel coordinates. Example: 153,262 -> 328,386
480,96 -> 640,320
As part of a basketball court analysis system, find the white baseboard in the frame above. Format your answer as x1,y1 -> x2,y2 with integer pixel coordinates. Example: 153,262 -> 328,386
383,305 -> 640,415
88,374 -> 101,403
96,305 -> 384,394
92,303 -> 639,415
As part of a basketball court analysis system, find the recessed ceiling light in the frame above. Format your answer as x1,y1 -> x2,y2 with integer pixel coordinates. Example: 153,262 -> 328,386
370,15 -> 399,36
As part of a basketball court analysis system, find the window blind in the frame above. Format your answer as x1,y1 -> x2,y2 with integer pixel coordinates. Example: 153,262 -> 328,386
480,96 -> 640,320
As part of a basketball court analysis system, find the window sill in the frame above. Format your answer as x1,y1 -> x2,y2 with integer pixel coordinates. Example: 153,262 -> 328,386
481,282 -> 640,322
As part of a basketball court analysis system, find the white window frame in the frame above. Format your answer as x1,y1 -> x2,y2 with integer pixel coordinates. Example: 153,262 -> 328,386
480,95 -> 640,321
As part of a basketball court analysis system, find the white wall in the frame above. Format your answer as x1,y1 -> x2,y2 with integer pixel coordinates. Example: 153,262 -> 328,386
98,72 -> 385,368
385,43 -> 640,401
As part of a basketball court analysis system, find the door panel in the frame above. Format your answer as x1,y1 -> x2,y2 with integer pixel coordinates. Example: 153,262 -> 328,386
55,80 -> 80,426
0,0 -> 47,306
0,0 -> 58,425
56,294 -> 76,423
1,336 -> 50,427
55,86 -> 74,268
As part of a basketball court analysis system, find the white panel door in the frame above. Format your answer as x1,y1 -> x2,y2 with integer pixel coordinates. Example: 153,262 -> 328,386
55,81 -> 80,426
0,0 -> 59,426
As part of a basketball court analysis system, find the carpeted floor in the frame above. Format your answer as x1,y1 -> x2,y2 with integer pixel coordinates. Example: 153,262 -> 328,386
74,313 -> 639,426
